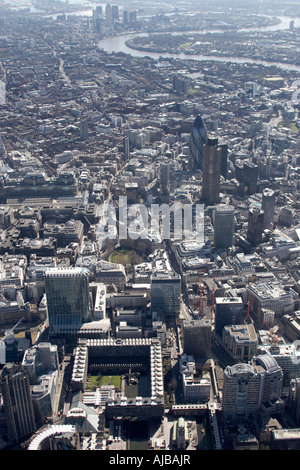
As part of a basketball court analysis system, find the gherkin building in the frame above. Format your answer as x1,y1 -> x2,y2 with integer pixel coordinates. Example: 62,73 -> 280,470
188,115 -> 208,170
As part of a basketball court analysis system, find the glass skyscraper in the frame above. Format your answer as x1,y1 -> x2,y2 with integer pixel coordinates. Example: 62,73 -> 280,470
188,115 -> 208,170
247,207 -> 264,246
151,272 -> 181,319
213,205 -> 235,249
44,267 -> 91,336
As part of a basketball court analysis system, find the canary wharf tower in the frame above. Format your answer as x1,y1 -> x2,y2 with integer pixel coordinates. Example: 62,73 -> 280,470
189,115 -> 208,170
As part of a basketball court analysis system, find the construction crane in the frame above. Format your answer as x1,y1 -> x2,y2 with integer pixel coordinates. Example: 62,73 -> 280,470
244,294 -> 251,324
4,317 -> 24,345
9,317 -> 24,333
247,296 -> 251,320
263,319 -> 280,347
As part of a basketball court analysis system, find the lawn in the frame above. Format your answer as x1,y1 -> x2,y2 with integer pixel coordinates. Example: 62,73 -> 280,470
179,41 -> 193,49
89,374 -> 122,390
110,249 -> 143,266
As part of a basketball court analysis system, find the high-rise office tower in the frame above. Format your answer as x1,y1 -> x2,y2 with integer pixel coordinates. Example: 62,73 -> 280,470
222,355 -> 283,422
22,342 -> 59,385
112,5 -> 119,20
247,207 -> 264,246
123,10 -> 129,24
172,75 -> 189,94
0,363 -> 36,443
289,378 -> 300,424
245,81 -> 259,98
219,142 -> 228,179
159,159 -> 175,202
215,297 -> 243,336
243,161 -> 258,195
80,120 -> 88,140
105,3 -> 112,21
202,137 -> 222,205
128,11 -> 137,23
213,205 -> 235,249
160,161 -> 171,196
222,362 -> 260,421
95,5 -> 103,16
151,272 -> 181,319
188,115 -> 208,170
182,319 -> 211,359
124,136 -> 130,160
262,188 -> 275,229
44,267 -> 91,337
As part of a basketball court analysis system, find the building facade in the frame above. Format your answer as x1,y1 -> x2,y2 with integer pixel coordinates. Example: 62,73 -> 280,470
215,297 -> 243,336
188,115 -> 208,170
262,188 -> 276,229
247,207 -> 264,246
183,319 -> 212,359
222,355 -> 283,422
0,363 -> 36,443
151,272 -> 181,319
222,324 -> 258,362
202,138 -> 222,205
213,205 -> 235,249
44,267 -> 91,337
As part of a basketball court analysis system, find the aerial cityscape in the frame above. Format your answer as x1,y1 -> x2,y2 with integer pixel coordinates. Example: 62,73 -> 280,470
0,0 -> 300,455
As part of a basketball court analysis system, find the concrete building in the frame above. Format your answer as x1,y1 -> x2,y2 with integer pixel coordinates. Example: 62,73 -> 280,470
31,370 -> 59,427
247,280 -> 294,317
260,344 -> 300,394
202,138 -> 222,205
70,337 -> 164,418
182,319 -> 211,359
262,188 -> 276,229
28,425 -> 79,450
213,205 -> 235,249
159,160 -> 175,201
95,261 -> 127,290
270,428 -> 300,450
222,324 -> 258,362
179,354 -> 211,403
222,355 -> 283,422
22,342 -> 59,385
243,161 -> 259,195
93,283 -> 107,321
0,363 -> 36,443
171,417 -> 189,449
231,253 -> 255,277
247,207 -> 264,246
43,220 -> 84,248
